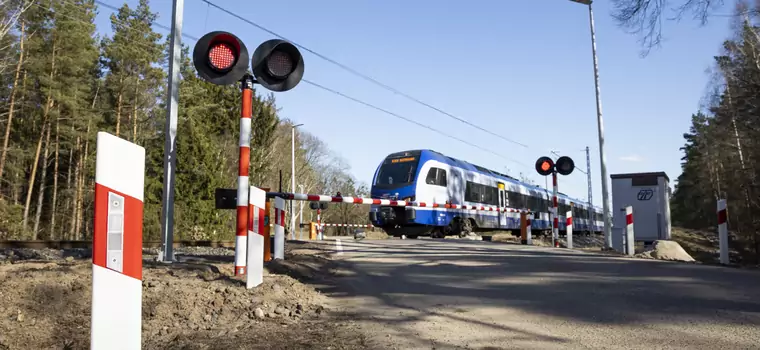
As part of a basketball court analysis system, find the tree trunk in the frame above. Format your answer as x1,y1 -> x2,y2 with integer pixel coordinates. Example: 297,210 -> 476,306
22,40 -> 55,231
131,82 -> 139,143
33,121 -> 52,238
68,136 -> 81,239
50,112 -> 60,238
0,21 -> 24,188
115,76 -> 123,137
75,119 -> 91,239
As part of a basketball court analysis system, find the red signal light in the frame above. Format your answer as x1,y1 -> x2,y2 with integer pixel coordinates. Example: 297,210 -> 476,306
535,156 -> 554,176
193,31 -> 249,86
208,43 -> 236,71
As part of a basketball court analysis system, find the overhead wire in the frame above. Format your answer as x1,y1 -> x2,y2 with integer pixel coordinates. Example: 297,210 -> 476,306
72,0 -> 529,167
196,0 -> 530,149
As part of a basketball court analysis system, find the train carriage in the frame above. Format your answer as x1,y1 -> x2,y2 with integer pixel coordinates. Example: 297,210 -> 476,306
368,149 -> 604,238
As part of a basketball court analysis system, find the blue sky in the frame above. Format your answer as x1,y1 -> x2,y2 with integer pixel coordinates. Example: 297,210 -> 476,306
93,0 -> 733,207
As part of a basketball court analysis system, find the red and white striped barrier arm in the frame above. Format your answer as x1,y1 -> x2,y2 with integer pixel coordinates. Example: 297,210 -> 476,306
625,206 -> 634,256
274,197 -> 286,259
91,132 -> 145,350
234,80 -> 254,276
322,223 -> 374,228
566,210 -> 573,249
717,199 -> 728,264
247,187 -> 266,289
552,172 -> 559,248
267,192 -> 532,213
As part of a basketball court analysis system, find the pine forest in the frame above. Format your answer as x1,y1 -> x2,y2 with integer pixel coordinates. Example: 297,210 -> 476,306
0,0 -> 370,242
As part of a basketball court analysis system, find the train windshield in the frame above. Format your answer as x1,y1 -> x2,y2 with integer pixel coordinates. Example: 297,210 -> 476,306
374,156 -> 420,189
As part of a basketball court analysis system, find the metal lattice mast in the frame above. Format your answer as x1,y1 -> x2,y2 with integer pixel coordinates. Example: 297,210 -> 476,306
586,146 -> 593,225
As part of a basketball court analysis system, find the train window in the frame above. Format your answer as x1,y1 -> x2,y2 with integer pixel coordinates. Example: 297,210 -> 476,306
425,169 -> 437,185
425,168 -> 448,187
437,169 -> 447,187
465,181 -> 499,205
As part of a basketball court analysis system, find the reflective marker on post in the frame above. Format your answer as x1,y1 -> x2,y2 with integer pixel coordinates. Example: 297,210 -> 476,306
247,187 -> 266,289
566,211 -> 573,249
274,197 -> 286,259
92,132 -> 145,350
625,206 -> 634,256
717,199 -> 729,265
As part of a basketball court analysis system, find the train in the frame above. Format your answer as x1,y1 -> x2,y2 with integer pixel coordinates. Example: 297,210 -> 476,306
368,149 -> 605,238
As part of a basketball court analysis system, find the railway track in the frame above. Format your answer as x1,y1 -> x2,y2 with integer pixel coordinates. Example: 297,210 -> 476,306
0,240 -> 236,249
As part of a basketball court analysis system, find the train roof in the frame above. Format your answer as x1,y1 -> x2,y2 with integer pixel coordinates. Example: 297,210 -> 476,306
415,149 -> 601,211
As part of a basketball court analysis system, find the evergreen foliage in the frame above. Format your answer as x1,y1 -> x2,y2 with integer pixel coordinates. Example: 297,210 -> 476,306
0,0 -> 370,241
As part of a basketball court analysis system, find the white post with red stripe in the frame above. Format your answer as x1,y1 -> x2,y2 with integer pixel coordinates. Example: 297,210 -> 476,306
274,197 -> 286,259
234,78 -> 254,276
718,199 -> 729,265
526,213 -> 533,245
247,187 -> 266,289
566,210 -> 573,249
625,206 -> 634,256
92,132 -> 144,350
552,172 -> 559,248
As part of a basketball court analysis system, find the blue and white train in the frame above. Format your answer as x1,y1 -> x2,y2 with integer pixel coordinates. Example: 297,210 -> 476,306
368,149 -> 605,238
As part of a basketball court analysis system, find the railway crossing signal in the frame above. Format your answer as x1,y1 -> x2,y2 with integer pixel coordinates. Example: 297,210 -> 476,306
199,30 -> 306,276
193,31 -> 305,91
309,202 -> 329,210
534,155 -> 575,176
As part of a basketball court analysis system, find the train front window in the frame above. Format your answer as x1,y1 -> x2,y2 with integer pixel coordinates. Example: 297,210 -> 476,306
375,157 -> 419,188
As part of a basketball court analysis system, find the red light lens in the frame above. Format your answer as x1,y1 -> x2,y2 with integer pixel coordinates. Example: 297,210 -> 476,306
208,43 -> 235,70
541,161 -> 551,171
266,50 -> 294,78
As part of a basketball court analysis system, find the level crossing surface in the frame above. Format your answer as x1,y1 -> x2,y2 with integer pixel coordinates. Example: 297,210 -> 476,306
308,238 -> 760,349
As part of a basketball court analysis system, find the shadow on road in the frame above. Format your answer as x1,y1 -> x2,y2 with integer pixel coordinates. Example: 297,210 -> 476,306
293,239 -> 760,349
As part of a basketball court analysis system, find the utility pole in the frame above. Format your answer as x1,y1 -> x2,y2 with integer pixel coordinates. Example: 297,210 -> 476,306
585,146 -> 593,229
159,0 -> 184,262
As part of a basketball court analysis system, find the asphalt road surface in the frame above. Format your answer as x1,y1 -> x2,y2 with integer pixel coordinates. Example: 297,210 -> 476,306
312,237 -> 760,350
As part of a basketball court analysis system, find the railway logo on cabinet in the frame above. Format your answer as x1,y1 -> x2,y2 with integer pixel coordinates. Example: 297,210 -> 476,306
637,189 -> 654,201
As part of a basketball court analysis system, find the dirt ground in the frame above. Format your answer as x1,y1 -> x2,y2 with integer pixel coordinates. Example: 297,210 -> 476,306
0,243 -> 375,350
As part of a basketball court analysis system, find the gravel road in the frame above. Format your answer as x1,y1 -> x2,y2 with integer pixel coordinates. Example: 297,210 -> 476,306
312,238 -> 760,349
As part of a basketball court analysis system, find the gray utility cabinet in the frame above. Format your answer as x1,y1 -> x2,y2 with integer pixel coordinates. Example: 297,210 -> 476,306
610,172 -> 671,243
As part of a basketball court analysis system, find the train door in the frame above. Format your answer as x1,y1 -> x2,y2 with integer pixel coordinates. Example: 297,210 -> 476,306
497,183 -> 508,228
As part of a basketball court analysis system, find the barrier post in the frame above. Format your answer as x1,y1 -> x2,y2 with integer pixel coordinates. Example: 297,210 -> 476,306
91,132 -> 144,350
552,172 -> 559,247
274,197 -> 286,259
625,206 -> 634,256
566,210 -> 573,249
247,187 -> 266,289
526,213 -> 533,245
520,212 -> 527,245
264,198 -> 272,262
234,77 -> 254,276
317,207 -> 323,240
717,199 -> 729,264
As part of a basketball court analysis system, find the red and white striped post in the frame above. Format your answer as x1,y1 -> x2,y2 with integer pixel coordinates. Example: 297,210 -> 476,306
274,197 -> 286,259
717,199 -> 729,265
552,172 -> 559,247
566,210 -> 573,249
247,187 -> 266,289
526,212 -> 533,245
625,206 -> 634,256
91,132 -> 144,349
234,77 -> 254,276
317,207 -> 323,240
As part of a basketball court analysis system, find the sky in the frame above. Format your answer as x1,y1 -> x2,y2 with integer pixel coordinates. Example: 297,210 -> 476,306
92,0 -> 735,207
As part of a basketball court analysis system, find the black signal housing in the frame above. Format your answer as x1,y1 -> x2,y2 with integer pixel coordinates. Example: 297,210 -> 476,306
193,31 -> 249,85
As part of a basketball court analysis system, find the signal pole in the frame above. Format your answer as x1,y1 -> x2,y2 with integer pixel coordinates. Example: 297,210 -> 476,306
159,0 -> 184,262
